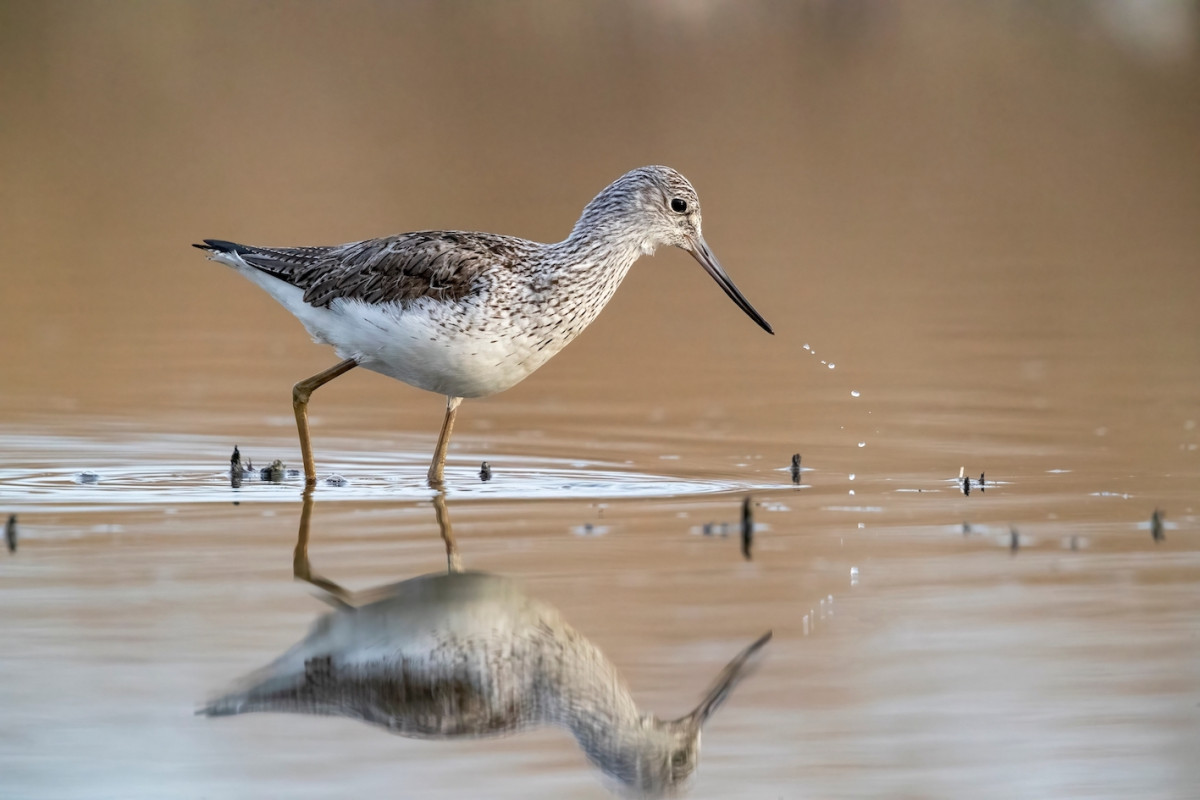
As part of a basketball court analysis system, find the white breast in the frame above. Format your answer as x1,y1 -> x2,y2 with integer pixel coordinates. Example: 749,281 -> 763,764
315,296 -> 563,398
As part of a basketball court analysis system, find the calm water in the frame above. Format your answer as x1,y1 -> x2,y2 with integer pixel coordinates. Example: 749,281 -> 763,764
2,3 -> 1199,799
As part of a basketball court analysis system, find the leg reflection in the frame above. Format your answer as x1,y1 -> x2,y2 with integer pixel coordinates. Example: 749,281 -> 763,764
433,491 -> 462,574
292,486 -> 355,608
292,487 -> 464,608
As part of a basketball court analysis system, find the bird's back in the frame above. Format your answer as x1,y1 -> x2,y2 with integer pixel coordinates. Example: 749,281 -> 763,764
202,232 -> 538,310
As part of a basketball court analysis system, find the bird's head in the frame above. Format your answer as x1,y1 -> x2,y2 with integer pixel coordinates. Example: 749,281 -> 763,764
574,166 -> 773,334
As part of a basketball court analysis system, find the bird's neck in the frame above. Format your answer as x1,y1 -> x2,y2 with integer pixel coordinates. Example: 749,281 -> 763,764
556,209 -> 649,265
540,222 -> 647,319
539,634 -> 662,785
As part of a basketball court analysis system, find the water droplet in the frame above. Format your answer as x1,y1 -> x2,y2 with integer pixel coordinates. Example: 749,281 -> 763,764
857,442 -> 866,448
802,343 -> 811,351
828,363 -> 836,369
849,473 -> 856,480
850,390 -> 860,397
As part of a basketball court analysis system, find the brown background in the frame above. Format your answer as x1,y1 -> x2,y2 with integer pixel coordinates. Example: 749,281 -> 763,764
1,3 -> 1197,798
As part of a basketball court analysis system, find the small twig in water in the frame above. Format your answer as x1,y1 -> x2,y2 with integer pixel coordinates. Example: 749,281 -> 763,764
741,496 -> 754,560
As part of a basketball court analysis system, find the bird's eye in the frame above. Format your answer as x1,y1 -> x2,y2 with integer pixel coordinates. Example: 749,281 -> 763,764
670,198 -> 688,213
671,750 -> 688,767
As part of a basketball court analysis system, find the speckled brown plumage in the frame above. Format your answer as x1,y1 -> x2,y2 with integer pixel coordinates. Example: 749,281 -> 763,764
198,231 -> 536,309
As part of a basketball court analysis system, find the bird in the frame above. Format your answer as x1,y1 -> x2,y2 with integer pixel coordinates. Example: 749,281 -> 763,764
195,166 -> 774,488
199,569 -> 771,795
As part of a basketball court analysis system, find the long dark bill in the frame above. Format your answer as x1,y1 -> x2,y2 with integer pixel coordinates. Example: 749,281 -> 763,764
680,630 -> 773,733
690,237 -> 774,334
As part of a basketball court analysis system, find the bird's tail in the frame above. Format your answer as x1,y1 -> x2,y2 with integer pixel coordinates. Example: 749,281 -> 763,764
196,661 -> 316,718
192,239 -> 251,255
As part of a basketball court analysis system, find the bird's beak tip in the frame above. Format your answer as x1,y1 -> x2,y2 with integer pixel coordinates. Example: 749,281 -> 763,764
688,239 -> 774,336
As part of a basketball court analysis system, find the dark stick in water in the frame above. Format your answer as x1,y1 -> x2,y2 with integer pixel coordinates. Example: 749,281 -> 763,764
741,497 -> 754,560
230,445 -> 243,489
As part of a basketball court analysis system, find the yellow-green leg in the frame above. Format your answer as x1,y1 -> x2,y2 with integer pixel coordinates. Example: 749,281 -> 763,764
292,359 -> 358,485
427,395 -> 463,490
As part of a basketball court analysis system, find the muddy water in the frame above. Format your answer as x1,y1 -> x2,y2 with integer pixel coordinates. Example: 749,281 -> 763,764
2,4 -> 1199,799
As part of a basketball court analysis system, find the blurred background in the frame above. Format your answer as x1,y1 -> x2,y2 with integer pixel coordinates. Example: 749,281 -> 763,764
1,2 -> 1198,798
1,0 -> 1197,420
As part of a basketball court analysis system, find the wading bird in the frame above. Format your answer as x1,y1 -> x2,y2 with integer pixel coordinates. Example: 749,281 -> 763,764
196,166 -> 773,488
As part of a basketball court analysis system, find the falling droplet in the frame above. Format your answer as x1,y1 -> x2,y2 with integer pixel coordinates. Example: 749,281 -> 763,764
828,363 -> 836,369
857,442 -> 866,448
850,390 -> 860,397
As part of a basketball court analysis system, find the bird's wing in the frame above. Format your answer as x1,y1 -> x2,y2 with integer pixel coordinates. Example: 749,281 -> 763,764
198,232 -> 533,308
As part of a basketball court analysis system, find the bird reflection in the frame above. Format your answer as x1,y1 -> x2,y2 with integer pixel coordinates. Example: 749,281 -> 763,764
201,490 -> 770,796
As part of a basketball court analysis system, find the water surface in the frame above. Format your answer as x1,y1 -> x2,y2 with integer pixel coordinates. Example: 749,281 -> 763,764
1,3 -> 1198,798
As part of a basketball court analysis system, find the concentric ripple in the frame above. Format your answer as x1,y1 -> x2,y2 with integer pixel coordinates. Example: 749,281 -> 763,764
0,430 -> 777,511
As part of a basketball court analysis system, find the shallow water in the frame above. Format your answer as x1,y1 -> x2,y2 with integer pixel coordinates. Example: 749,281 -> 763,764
2,4 -> 1200,799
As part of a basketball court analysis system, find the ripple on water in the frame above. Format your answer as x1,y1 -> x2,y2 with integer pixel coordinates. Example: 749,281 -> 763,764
0,431 -> 779,511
